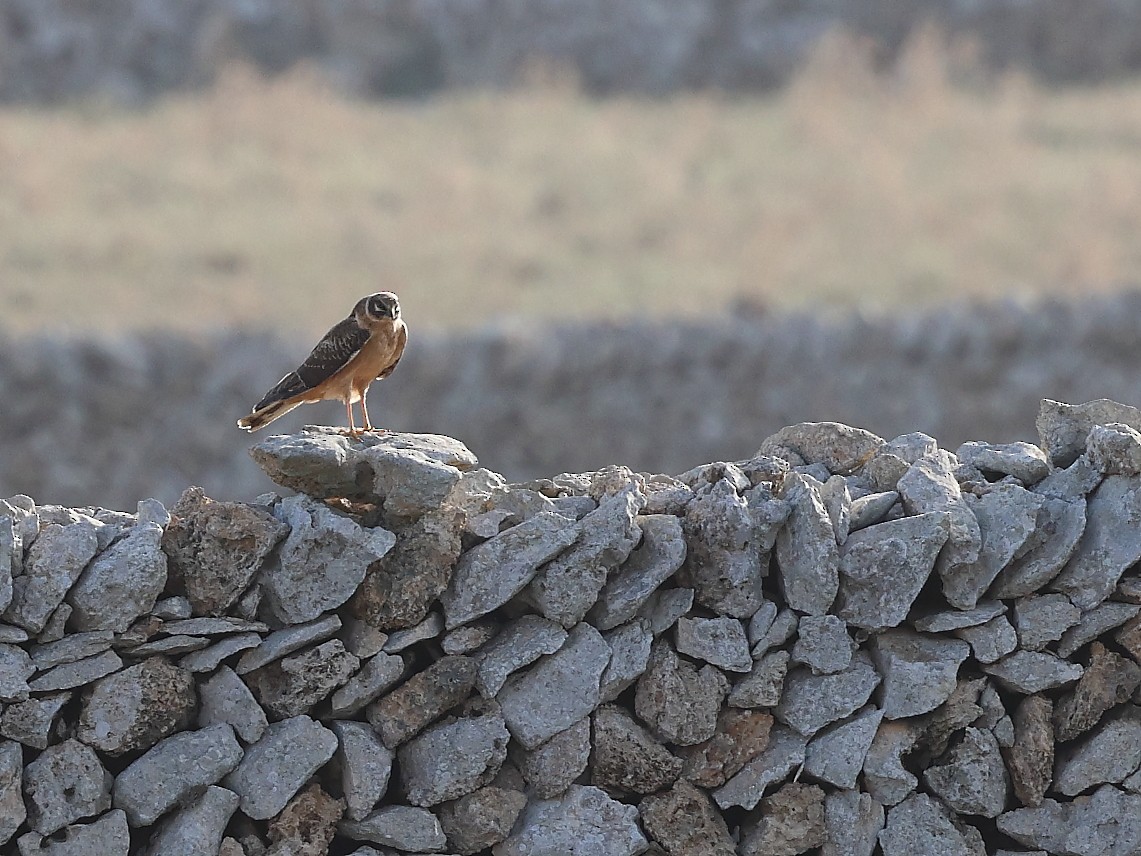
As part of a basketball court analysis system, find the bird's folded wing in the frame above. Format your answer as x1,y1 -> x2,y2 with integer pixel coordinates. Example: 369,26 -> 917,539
254,317 -> 369,409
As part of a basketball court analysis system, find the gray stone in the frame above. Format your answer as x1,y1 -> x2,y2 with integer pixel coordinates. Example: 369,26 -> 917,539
330,652 -> 406,717
912,601 -> 1006,633
251,428 -> 479,519
635,639 -> 728,746
898,451 -> 982,587
675,616 -> 751,672
1053,475 -> 1141,609
67,522 -> 166,632
0,518 -> 13,615
178,632 -> 262,672
114,724 -> 243,826
162,487 -> 289,616
775,473 -> 840,615
76,657 -> 197,756
27,649 -> 122,693
265,495 -> 396,625
640,587 -> 694,636
835,512 -> 949,632
367,655 -> 476,748
5,521 -> 100,634
998,784 -> 1141,855
873,631 -> 970,719
1057,601 -> 1141,658
879,793 -> 985,856
438,786 -> 527,856
474,615 -> 567,699
923,727 -> 1009,817
1007,695 -> 1054,807
0,740 -> 24,845
803,705 -> 883,789
499,623 -> 610,750
442,620 -> 498,655
991,497 -> 1087,598
740,782 -> 826,856
120,635 -> 209,658
528,484 -> 644,627
1087,422 -> 1141,474
399,707 -> 510,806
1014,594 -> 1081,651
342,616 -> 389,659
1054,642 -> 1141,742
882,432 -> 939,463
589,514 -> 687,631
338,804 -> 447,852
17,810 -> 130,856
198,666 -> 269,744
956,440 -> 1051,484
729,650 -> 789,709
712,723 -> 807,811
151,595 -> 192,619
442,511 -> 577,629
640,780 -> 736,856
516,717 -> 591,799
984,650 -> 1084,694
1037,398 -> 1141,466
775,651 -> 881,736
591,704 -> 682,794
821,474 -> 852,544
29,631 -> 114,670
751,607 -> 799,658
791,614 -> 853,675
759,422 -> 885,473
383,610 -> 444,653
955,615 -> 1018,664
24,739 -> 112,836
863,720 -> 920,806
599,618 -> 652,703
236,614 -> 341,674
0,643 -> 34,702
949,484 -> 1043,609
682,478 -> 767,618
224,715 -> 337,820
643,474 -> 695,516
1,693 -> 68,749
244,638 -> 359,719
679,708 -> 773,789
1055,707 -> 1141,796
822,789 -> 884,856
848,490 -> 899,532
493,784 -> 647,856
144,786 -> 239,856
1036,454 -> 1105,499
159,617 -> 269,636
332,720 -> 393,821
36,603 -> 71,644
0,625 -> 27,643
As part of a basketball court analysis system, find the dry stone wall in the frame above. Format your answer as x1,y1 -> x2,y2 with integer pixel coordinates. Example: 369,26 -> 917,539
4,399 -> 1141,854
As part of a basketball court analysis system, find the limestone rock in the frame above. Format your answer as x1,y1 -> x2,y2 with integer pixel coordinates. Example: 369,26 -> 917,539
178,632 -> 261,673
835,512 -> 949,631
5,521 -> 99,634
775,650 -> 881,736
1005,695 -> 1054,807
250,428 -> 479,520
1037,398 -> 1141,467
493,785 -> 647,856
17,810 -> 129,856
367,655 -> 476,748
399,706 -> 510,806
729,650 -> 789,709
759,422 -> 885,473
589,514 -> 687,631
956,440 -> 1050,484
264,496 -> 395,625
1087,422 -> 1141,474
712,724 -> 807,811
1054,642 -> 1141,742
991,496 -> 1087,599
0,643 -> 34,702
441,511 -> 577,629
143,786 -> 239,856
998,784 -> 1141,855
879,793 -> 985,856
739,782 -> 826,856
332,720 -> 392,821
948,485 -> 1042,609
822,789 -> 884,856
223,716 -> 337,821
236,614 -> 341,674
984,650 -> 1083,694
0,740 -> 25,845
68,522 -> 167,632
640,780 -> 736,856
923,727 -> 1008,818
599,618 -> 653,703
266,783 -> 344,856
955,615 -> 1017,664
162,487 -> 288,615
338,804 -> 447,852
27,649 -> 121,693
1014,593 -> 1081,651
635,639 -> 728,746
1055,706 -> 1141,796
23,739 -> 112,835
76,657 -> 196,756
516,717 -> 591,799
499,623 -> 610,750
848,490 -> 899,532
640,586 -> 694,635
114,724 -> 243,827
198,666 -> 269,744
791,614 -> 853,675
912,601 -> 1005,633
244,639 -> 359,719
1057,601 -> 1141,658
682,478 -> 767,618
863,721 -> 920,806
330,651 -> 406,717
803,706 -> 883,789
675,616 -> 751,672
591,704 -> 682,794
438,785 -> 527,856
475,615 -> 567,699
873,630 -> 969,719
775,473 -> 840,615
1,693 -> 69,749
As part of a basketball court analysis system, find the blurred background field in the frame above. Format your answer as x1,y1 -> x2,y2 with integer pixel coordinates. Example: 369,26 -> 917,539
5,1 -> 1141,507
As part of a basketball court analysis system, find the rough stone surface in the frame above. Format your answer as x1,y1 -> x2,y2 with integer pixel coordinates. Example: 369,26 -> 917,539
822,789 -> 884,856
589,514 -> 687,631
913,600 -> 1006,633
18,809 -> 130,856
591,704 -> 682,794
599,618 -> 652,703
235,614 -> 342,674
5,521 -> 100,634
198,665 -> 269,744
474,615 -> 567,699
266,783 -> 344,856
955,615 -> 1017,664
640,780 -> 736,856
791,614 -> 853,675
991,496 -> 1087,599
438,785 -> 527,856
67,521 -> 167,632
1055,706 -> 1141,796
740,782 -> 826,856
712,723 -> 807,811
834,512 -> 949,631
1038,398 -> 1141,467
23,739 -> 112,836
399,706 -> 510,806
499,623 -> 610,750
729,650 -> 789,709
984,650 -> 1084,694
956,440 -> 1051,483
635,638 -> 728,746
1054,641 -> 1141,742
1,693 -> 69,749
76,657 -> 196,756
493,785 -> 647,856
803,705 -> 883,789
245,639 -> 359,719
1014,593 -> 1082,651
367,655 -> 476,748
675,616 -> 751,672
863,721 -> 920,806
143,786 -> 239,856
775,650 -> 881,736
223,715 -> 337,821
775,473 -> 840,615
330,651 -> 406,717
759,422 -> 885,473
338,804 -> 447,852
923,726 -> 1009,818
879,793 -> 985,856
948,484 -> 1042,609
1,740 -> 26,844
679,708 -> 772,789
0,643 -> 34,702
873,631 -> 970,719
332,720 -> 392,822
1057,601 -> 1141,658
516,716 -> 591,799
1006,695 -> 1054,807
998,784 -> 1141,855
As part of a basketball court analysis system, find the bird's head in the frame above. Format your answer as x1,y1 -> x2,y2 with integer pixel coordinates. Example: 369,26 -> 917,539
356,292 -> 401,324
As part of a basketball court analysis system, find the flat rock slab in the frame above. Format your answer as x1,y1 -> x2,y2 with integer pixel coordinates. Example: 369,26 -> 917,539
949,485 -> 1043,609
774,650 -> 881,736
398,708 -> 510,806
991,496 -> 1087,599
251,428 -> 479,519
223,715 -> 337,820
67,521 -> 167,632
984,650 -> 1083,694
803,705 -> 883,789
338,804 -> 447,852
493,784 -> 648,856
675,616 -> 751,672
589,514 -> 687,631
236,614 -> 341,674
872,630 -> 970,719
474,615 -> 567,699
1013,594 -> 1081,651
198,666 -> 269,744
712,723 -> 807,811
332,721 -> 392,822
956,441 -> 1050,484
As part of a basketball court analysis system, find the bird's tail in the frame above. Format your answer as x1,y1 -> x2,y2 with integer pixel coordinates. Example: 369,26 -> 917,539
237,398 -> 302,432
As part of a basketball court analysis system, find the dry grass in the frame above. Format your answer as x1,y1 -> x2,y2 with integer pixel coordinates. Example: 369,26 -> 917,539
4,28 -> 1141,338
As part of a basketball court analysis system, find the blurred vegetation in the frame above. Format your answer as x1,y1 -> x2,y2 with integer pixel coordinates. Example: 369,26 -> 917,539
3,28 -> 1141,338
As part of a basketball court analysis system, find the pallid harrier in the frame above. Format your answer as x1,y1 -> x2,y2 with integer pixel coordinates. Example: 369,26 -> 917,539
237,292 -> 407,434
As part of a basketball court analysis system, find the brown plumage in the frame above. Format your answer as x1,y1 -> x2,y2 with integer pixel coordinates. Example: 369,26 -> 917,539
237,292 -> 407,434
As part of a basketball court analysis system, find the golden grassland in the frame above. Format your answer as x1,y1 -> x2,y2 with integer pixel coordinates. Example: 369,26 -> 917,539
4,30 -> 1141,338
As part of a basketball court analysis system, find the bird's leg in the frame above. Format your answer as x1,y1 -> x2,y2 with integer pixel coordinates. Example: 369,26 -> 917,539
360,389 -> 378,433
345,399 -> 361,437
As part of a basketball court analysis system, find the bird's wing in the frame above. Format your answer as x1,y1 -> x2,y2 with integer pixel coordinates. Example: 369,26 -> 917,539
374,323 -> 408,381
253,317 -> 369,410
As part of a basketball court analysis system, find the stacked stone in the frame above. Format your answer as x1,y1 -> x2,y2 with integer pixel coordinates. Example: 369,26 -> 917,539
4,402 -> 1141,854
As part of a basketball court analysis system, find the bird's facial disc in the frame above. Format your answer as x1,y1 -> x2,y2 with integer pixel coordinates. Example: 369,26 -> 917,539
367,292 -> 399,320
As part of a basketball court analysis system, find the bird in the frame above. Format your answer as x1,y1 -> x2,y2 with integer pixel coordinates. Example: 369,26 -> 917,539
237,292 -> 407,435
